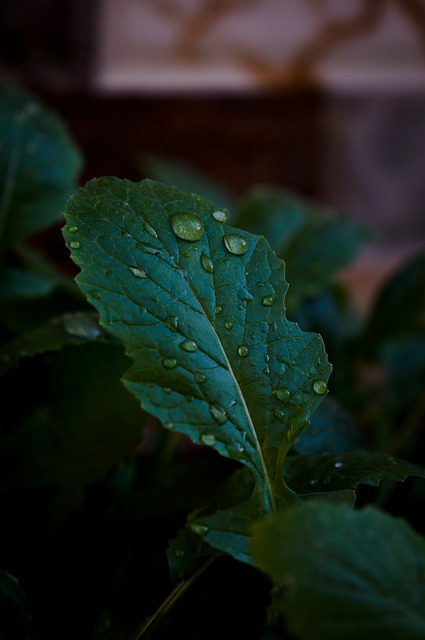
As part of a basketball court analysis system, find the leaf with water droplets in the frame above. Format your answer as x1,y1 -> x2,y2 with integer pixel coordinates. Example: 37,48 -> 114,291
63,177 -> 331,562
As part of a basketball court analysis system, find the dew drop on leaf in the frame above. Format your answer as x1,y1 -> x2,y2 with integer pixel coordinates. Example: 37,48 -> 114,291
63,312 -> 101,340
215,306 -> 223,315
201,434 -> 216,446
273,388 -> 291,403
171,212 -> 204,241
189,523 -> 209,537
334,461 -> 343,468
67,225 -> 78,233
224,321 -> 233,330
273,408 -> 285,421
223,234 -> 249,255
144,221 -> 158,238
69,241 -> 81,249
174,549 -> 185,558
129,266 -> 147,278
162,358 -> 178,369
179,339 -> 198,352
313,380 -> 328,395
163,422 -> 174,430
238,345 -> 249,357
209,404 -> 228,424
261,295 -> 274,306
195,372 -> 207,384
200,253 -> 214,273
212,210 -> 228,222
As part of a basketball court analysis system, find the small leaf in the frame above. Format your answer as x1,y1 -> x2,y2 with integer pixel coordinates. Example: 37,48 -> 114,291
283,451 -> 425,494
63,177 -> 332,557
0,82 -> 82,249
250,503 -> 425,640
234,187 -> 371,313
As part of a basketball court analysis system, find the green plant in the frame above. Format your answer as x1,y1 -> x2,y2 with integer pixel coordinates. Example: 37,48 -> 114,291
1,83 -> 425,640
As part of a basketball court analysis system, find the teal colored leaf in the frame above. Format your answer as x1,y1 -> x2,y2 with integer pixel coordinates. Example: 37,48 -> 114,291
0,82 -> 82,250
234,187 -> 371,313
0,311 -> 108,377
63,177 -> 331,558
250,503 -> 425,640
283,451 -> 425,494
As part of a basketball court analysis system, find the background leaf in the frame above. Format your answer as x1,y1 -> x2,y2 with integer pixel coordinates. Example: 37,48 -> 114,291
251,502 -> 425,640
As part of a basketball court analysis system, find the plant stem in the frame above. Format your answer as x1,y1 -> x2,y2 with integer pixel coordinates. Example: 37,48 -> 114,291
131,556 -> 216,639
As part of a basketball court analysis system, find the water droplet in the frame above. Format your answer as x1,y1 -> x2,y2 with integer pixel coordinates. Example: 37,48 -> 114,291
195,372 -> 207,384
310,479 -> 319,486
215,306 -> 223,315
201,434 -> 216,446
129,266 -> 147,278
209,404 -> 227,424
163,422 -> 174,430
63,312 -> 101,340
264,354 -> 270,363
334,461 -> 343,468
144,221 -> 158,238
171,213 -> 204,241
212,210 -> 228,222
69,241 -> 80,249
223,234 -> 249,255
273,408 -> 285,421
261,296 -> 274,306
189,523 -> 209,537
166,316 -> 179,332
200,253 -> 214,273
238,345 -> 249,357
163,358 -> 178,369
224,321 -> 233,330
164,387 -> 172,394
174,549 -> 185,558
313,380 -> 328,395
273,388 -> 290,403
68,225 -> 78,233
179,339 -> 198,352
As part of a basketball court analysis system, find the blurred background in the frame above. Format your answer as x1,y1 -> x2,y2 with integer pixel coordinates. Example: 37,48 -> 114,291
1,0 -> 425,313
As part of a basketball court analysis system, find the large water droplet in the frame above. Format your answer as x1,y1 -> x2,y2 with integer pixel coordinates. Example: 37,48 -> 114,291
63,312 -> 101,340
224,321 -> 233,330
179,339 -> 198,352
171,213 -> 204,241
238,345 -> 249,357
69,241 -> 81,249
163,358 -> 178,369
223,234 -> 249,255
67,225 -> 78,233
215,306 -> 223,315
189,523 -> 209,537
201,434 -> 216,446
212,210 -> 228,222
313,380 -> 328,395
195,372 -> 207,384
200,253 -> 214,273
209,404 -> 227,424
261,296 -> 274,306
273,388 -> 290,403
129,266 -> 147,278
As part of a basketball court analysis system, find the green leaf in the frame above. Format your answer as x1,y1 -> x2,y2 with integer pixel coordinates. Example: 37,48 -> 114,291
63,177 -> 332,558
363,250 -> 425,352
234,187 -> 371,313
0,311 -> 108,376
283,451 -> 425,494
0,342 -> 144,520
0,82 -> 82,249
250,503 -> 425,640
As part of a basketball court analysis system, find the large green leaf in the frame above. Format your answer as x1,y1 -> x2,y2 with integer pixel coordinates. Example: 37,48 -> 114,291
250,502 -> 425,640
0,82 -> 82,250
234,187 -> 371,313
63,177 -> 331,558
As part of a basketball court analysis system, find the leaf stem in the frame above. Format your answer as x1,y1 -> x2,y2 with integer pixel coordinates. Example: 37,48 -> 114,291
131,556 -> 216,639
